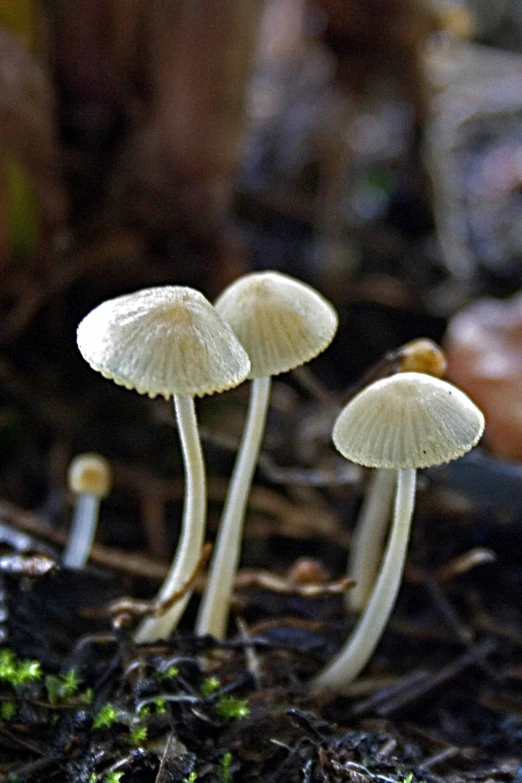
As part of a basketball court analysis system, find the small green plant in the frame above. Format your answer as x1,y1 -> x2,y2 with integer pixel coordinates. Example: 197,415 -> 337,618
220,752 -> 233,783
93,703 -> 119,730
182,773 -> 197,783
400,775 -> 414,783
154,697 -> 166,715
45,669 -> 81,705
129,726 -> 147,745
160,664 -> 179,680
200,676 -> 220,697
0,649 -> 17,680
0,649 -> 41,686
105,772 -> 125,783
215,696 -> 249,720
61,669 -> 80,697
45,675 -> 62,705
0,702 -> 16,720
81,687 -> 94,705
12,659 -> 42,686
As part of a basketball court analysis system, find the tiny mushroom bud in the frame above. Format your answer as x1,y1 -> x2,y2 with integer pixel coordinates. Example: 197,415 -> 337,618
348,338 -> 448,613
311,372 -> 484,693
196,271 -> 338,639
77,286 -> 250,642
397,338 -> 447,377
63,453 -> 112,569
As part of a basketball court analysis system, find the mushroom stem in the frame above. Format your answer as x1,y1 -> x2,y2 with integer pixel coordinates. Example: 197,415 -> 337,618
135,394 -> 206,643
63,493 -> 101,569
196,375 -> 271,638
311,468 -> 416,693
347,468 -> 396,613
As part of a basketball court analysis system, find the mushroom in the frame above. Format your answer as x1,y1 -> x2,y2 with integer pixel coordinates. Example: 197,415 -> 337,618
311,372 -> 484,693
347,338 -> 448,613
63,453 -> 112,569
76,286 -> 250,642
196,271 -> 338,638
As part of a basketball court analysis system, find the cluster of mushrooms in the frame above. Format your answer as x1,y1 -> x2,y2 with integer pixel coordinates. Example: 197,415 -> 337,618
71,272 -> 485,694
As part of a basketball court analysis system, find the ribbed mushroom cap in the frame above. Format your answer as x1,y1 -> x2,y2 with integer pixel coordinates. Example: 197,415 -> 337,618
214,271 -> 338,379
68,454 -> 112,498
333,372 -> 485,469
77,286 -> 251,399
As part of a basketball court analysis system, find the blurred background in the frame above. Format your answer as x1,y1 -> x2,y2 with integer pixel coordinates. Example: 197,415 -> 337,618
1,0 -> 522,572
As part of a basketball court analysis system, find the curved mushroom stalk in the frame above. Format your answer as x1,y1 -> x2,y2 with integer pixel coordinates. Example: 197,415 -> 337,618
136,395 -> 206,643
196,377 -> 272,639
312,468 -> 416,692
196,376 -> 271,638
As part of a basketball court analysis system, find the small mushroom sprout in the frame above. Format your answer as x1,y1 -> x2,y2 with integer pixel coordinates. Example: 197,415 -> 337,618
196,271 -> 338,639
62,453 -> 112,569
311,372 -> 484,693
76,286 -> 250,642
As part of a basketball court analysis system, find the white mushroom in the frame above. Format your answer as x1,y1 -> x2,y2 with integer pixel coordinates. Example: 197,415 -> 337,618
347,338 -> 448,613
311,372 -> 484,693
196,271 -> 338,638
63,453 -> 112,569
76,286 -> 250,642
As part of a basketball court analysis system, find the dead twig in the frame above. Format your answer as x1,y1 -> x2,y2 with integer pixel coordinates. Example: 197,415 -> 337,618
233,569 -> 354,597
154,732 -> 176,783
406,547 -> 496,584
435,547 -> 497,582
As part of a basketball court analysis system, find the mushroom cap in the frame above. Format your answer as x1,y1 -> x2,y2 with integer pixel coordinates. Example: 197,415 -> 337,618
77,286 -> 251,398
333,372 -> 485,469
214,271 -> 338,379
399,338 -> 447,378
68,453 -> 112,498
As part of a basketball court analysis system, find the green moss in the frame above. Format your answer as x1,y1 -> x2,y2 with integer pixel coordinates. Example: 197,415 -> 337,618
154,697 -> 167,715
0,649 -> 41,686
160,664 -> 180,680
129,725 -> 147,745
105,773 -> 125,783
0,701 -> 16,720
12,659 -> 41,685
45,670 -> 81,705
81,687 -> 94,705
92,703 -> 119,730
220,752 -> 233,783
215,696 -> 249,720
200,676 -> 220,697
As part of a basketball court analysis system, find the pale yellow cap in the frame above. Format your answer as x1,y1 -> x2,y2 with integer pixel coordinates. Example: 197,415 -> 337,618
333,372 -> 485,470
68,453 -> 112,498
215,271 -> 338,379
399,338 -> 447,378
77,286 -> 251,399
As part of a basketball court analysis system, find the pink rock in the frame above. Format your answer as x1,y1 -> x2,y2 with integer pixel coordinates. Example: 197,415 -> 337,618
445,292 -> 522,461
